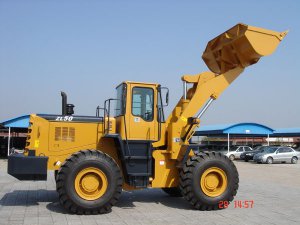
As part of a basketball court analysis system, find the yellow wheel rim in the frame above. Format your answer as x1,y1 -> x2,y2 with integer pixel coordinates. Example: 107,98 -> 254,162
74,167 -> 108,201
200,167 -> 227,197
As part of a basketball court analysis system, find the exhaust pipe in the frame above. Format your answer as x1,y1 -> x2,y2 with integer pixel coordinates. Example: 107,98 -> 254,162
61,91 -> 67,115
61,91 -> 75,116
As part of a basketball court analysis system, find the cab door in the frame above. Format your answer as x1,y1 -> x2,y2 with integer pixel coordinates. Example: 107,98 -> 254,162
128,84 -> 157,140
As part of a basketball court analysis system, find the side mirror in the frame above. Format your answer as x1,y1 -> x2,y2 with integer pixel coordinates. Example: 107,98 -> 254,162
160,87 -> 169,107
166,91 -> 169,105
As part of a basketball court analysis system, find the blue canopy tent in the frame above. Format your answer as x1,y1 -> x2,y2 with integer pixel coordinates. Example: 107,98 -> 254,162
194,123 -> 274,152
1,115 -> 30,156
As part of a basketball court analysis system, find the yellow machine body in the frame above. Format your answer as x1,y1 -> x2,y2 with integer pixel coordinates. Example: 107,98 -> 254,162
20,23 -> 286,191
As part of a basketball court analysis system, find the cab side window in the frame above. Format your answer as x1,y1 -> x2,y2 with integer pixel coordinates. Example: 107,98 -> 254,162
132,87 -> 154,121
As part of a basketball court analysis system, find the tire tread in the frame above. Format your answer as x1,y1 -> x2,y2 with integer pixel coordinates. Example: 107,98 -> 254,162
179,152 -> 239,210
56,150 -> 122,214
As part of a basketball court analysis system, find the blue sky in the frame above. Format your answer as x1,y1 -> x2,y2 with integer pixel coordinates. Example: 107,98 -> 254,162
0,0 -> 299,128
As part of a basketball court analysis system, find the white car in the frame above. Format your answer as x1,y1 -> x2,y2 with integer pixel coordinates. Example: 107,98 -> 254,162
226,146 -> 253,160
253,146 -> 300,164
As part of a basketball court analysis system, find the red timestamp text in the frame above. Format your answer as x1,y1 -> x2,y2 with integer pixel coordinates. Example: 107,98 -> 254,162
218,200 -> 254,209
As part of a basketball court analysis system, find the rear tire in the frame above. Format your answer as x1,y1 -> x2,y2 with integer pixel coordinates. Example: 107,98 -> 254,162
291,156 -> 298,164
180,152 -> 239,210
266,157 -> 273,164
162,187 -> 182,197
56,150 -> 122,214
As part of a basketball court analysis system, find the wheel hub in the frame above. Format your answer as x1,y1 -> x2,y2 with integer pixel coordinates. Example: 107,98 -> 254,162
200,167 -> 227,197
204,174 -> 219,189
75,167 -> 108,201
81,174 -> 101,192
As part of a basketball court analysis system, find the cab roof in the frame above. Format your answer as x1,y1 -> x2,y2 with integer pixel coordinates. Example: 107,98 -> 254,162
116,81 -> 159,89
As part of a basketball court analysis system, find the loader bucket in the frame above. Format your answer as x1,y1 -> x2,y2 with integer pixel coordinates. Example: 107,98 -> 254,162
202,23 -> 287,74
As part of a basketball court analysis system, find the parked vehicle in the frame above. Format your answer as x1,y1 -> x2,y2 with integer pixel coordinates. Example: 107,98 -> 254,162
253,146 -> 300,164
240,146 -> 268,162
226,146 -> 253,160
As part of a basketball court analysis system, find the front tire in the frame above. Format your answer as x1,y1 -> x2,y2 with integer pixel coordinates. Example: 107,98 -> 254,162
56,150 -> 122,214
180,152 -> 239,210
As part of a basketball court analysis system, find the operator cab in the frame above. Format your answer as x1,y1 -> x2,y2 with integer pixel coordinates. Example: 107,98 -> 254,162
113,81 -> 168,141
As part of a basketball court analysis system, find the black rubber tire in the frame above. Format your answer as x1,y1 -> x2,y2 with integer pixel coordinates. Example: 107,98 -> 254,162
180,152 -> 239,210
162,187 -> 182,197
266,157 -> 273,164
56,150 -> 122,214
229,154 -> 235,161
244,160 -> 249,162
291,156 -> 298,164
54,170 -> 58,181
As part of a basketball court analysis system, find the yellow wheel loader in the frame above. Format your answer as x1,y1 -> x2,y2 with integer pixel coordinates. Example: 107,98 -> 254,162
7,23 -> 287,214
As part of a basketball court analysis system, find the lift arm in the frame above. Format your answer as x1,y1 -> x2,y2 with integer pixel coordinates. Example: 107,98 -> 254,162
153,23 -> 287,160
